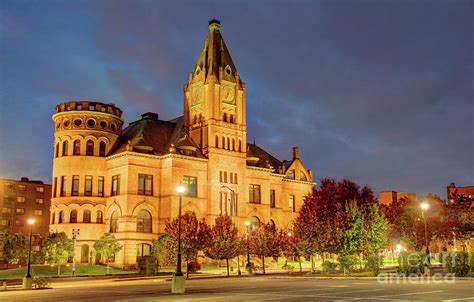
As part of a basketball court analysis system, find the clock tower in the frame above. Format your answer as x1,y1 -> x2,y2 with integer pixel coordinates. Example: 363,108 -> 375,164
183,19 -> 247,156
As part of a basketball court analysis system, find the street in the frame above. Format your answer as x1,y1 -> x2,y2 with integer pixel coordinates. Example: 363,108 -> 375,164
1,276 -> 473,301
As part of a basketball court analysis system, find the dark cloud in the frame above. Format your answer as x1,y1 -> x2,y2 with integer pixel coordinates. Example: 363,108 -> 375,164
0,0 -> 472,198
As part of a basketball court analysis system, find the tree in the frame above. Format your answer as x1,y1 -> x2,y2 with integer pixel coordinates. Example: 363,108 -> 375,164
202,215 -> 241,276
3,233 -> 28,267
248,223 -> 283,274
165,212 -> 209,278
436,197 -> 473,251
93,233 -> 123,271
41,232 -> 74,276
362,204 -> 389,275
281,232 -> 306,272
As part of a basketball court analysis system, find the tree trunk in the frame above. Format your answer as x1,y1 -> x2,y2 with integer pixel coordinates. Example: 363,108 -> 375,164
310,255 -> 314,273
262,255 -> 265,274
299,257 -> 302,272
359,253 -> 363,270
226,258 -> 229,277
186,259 -> 189,279
57,263 -> 61,276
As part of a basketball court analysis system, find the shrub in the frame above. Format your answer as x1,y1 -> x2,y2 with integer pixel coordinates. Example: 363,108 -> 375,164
322,261 -> 337,274
398,252 -> 425,276
365,254 -> 383,276
145,256 -> 159,275
187,261 -> 201,273
33,276 -> 50,289
338,255 -> 357,275
446,252 -> 470,277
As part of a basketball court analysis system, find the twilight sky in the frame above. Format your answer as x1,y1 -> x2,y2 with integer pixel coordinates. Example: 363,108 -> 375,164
0,0 -> 472,199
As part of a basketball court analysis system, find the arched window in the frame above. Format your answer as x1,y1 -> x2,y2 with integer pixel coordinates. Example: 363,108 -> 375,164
230,114 -> 234,123
215,136 -> 219,148
227,138 -> 230,150
62,141 -> 68,156
96,210 -> 103,224
99,142 -> 106,157
55,143 -> 59,158
110,211 -> 118,233
223,113 -> 227,122
137,210 -> 152,233
83,210 -> 91,223
269,219 -> 276,230
193,115 -> 197,124
199,114 -> 203,122
239,140 -> 242,152
222,137 -> 225,149
232,139 -> 235,151
86,140 -> 94,156
58,211 -> 63,224
70,210 -> 77,223
248,216 -> 260,230
51,212 -> 55,224
73,140 -> 81,155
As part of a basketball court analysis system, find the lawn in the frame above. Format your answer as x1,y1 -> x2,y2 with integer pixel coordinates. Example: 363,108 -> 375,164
0,264 -> 138,280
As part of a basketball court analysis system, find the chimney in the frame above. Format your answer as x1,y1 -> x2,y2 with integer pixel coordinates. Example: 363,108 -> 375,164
292,146 -> 299,160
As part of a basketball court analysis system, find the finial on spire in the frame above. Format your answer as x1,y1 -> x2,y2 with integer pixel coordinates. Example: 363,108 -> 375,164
208,19 -> 221,32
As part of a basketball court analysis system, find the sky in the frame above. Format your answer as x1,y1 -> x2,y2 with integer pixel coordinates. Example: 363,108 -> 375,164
0,0 -> 472,199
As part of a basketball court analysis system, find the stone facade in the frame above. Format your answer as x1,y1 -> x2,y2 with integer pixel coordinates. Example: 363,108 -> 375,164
50,20 -> 315,266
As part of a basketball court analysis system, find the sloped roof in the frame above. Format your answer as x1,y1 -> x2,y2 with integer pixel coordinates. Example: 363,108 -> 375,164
246,143 -> 283,171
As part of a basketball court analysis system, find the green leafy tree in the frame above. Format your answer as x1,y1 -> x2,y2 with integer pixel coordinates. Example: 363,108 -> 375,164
362,204 -> 389,275
93,233 -> 123,270
3,233 -> 28,267
202,215 -> 241,276
41,232 -> 73,276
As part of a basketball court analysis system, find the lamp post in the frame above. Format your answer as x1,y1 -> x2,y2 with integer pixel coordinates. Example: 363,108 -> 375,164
23,219 -> 35,289
72,229 -> 80,276
221,185 -> 241,275
171,185 -> 186,294
245,221 -> 251,269
420,202 -> 431,268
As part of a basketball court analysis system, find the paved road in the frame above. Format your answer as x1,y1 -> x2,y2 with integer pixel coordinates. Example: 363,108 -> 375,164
1,276 -> 473,301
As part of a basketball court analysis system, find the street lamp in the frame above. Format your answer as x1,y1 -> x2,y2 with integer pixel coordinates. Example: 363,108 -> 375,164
72,229 -> 80,276
221,185 -> 241,276
172,184 -> 186,294
420,202 -> 431,268
23,219 -> 35,289
245,221 -> 251,269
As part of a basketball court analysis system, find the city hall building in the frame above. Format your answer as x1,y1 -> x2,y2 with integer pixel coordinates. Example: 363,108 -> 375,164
50,20 -> 314,266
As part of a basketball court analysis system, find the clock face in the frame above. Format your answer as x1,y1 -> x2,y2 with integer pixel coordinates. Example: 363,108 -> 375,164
222,86 -> 235,103
192,87 -> 202,105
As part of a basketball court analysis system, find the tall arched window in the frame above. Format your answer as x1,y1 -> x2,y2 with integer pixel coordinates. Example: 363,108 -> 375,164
215,136 -> 219,148
86,140 -> 94,156
223,113 -> 227,122
70,210 -> 77,223
55,143 -> 59,158
83,210 -> 91,223
137,210 -> 152,233
51,212 -> 55,224
232,139 -> 235,151
99,141 -> 106,157
96,210 -> 103,224
227,138 -> 230,150
222,137 -> 225,149
239,140 -> 242,152
62,141 -> 68,156
73,140 -> 81,155
58,211 -> 63,224
110,211 -> 118,233
230,114 -> 234,123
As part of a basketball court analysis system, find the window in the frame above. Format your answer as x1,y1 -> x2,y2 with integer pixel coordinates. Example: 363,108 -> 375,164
288,169 -> 295,180
58,211 -> 64,224
232,139 -> 235,151
182,176 -> 197,197
215,135 -> 219,148
16,208 -> 25,214
83,210 -> 91,223
55,143 -> 59,158
239,140 -> 242,152
85,176 -> 92,196
73,140 -> 81,155
110,211 -> 118,233
18,184 -> 26,191
230,173 -> 233,184
223,172 -> 227,183
60,176 -> 67,197
136,210 -> 152,233
230,114 -> 234,123
34,210 -> 43,216
222,137 -> 225,149
17,196 -> 25,203
62,141 -> 68,156
51,212 -> 55,224
72,175 -> 79,196
234,173 -> 238,184
227,138 -> 230,150
219,171 -> 223,182
86,140 -> 94,156
300,171 -> 308,181
53,177 -> 57,198
96,210 -> 103,224
138,174 -> 153,195
249,184 -> 261,204
1,219 -> 10,226
99,141 -> 106,157
35,198 -> 43,204
136,243 -> 151,258
111,175 -> 120,196
36,187 -> 44,193
98,177 -> 104,197
270,190 -> 276,208
2,207 -> 12,214
70,210 -> 77,223
223,113 -> 227,122
289,195 -> 295,212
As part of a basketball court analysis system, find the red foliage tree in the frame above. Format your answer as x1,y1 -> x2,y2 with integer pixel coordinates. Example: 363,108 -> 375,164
248,223 -> 284,274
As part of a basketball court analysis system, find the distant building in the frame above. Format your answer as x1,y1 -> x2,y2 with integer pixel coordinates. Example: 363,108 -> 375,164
0,177 -> 51,262
447,182 -> 474,203
379,190 -> 417,206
